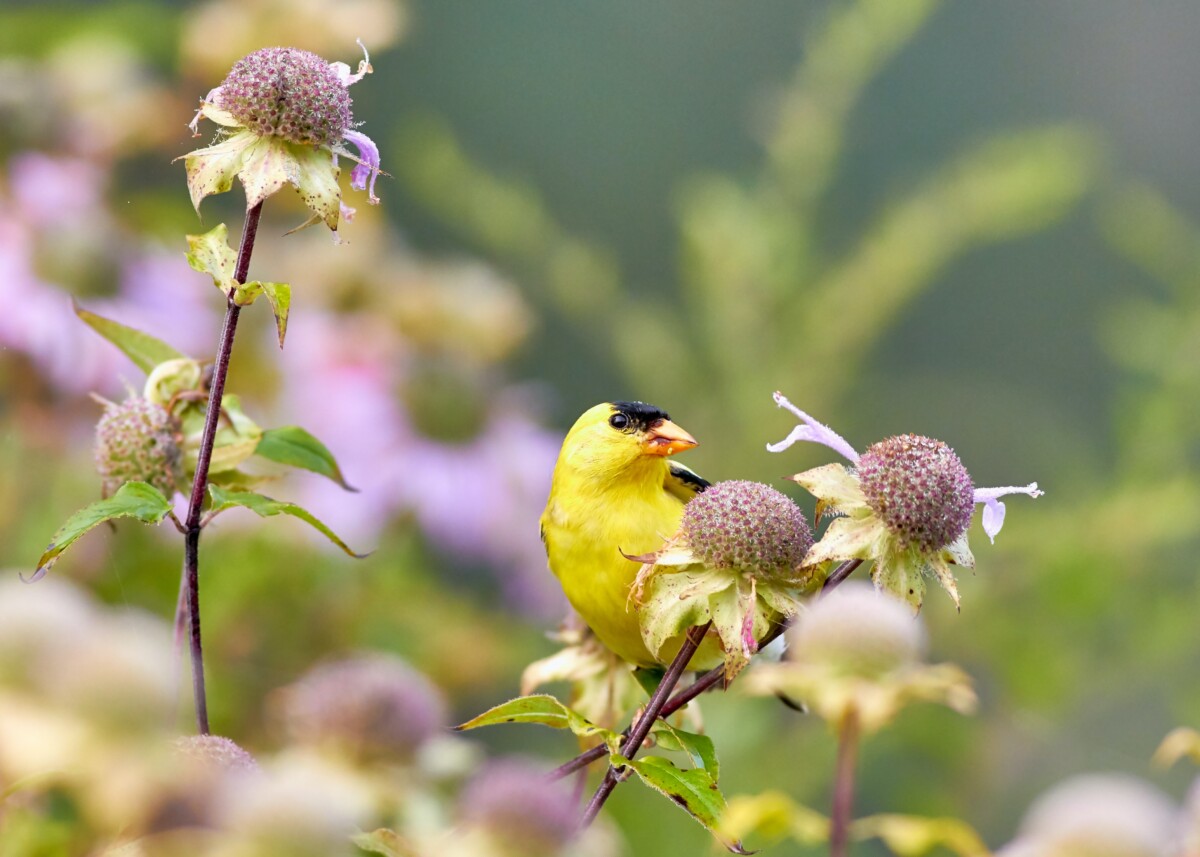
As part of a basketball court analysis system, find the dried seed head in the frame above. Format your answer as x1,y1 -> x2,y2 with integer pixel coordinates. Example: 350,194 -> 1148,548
217,47 -> 352,147
173,735 -> 260,774
857,434 -> 974,552
459,759 -> 579,855
791,582 -> 925,678
281,654 -> 446,762
94,396 -> 183,498
680,480 -> 813,581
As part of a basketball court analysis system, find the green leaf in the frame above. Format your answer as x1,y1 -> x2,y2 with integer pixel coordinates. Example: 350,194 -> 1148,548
613,754 -> 746,854
185,223 -> 238,295
206,485 -> 367,558
352,829 -> 417,857
633,665 -> 665,698
256,426 -> 356,491
455,694 -> 619,747
74,302 -> 185,374
652,722 -> 720,781
33,482 -> 174,580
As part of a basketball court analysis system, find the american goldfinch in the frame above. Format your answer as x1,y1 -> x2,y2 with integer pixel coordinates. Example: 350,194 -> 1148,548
540,401 -> 722,669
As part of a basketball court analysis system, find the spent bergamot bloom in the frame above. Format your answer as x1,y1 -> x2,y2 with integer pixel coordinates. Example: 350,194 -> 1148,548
630,480 -> 816,679
183,43 -> 381,233
768,392 -> 1043,611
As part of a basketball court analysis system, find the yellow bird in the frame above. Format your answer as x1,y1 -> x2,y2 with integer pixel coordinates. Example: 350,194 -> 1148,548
540,401 -> 723,669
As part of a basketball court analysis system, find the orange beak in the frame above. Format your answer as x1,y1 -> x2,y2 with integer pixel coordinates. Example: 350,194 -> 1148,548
642,419 -> 698,456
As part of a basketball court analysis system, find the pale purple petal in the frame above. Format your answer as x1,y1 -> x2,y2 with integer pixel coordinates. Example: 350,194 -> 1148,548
974,483 -> 1042,543
331,40 -> 372,86
189,87 -> 223,136
342,129 -> 380,204
767,391 -> 860,463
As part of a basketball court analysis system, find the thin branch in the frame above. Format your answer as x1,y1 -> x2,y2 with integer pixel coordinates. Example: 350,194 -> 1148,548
179,200 -> 263,734
580,622 -> 712,827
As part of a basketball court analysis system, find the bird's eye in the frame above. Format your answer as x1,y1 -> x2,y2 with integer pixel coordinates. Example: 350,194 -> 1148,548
609,413 -> 630,430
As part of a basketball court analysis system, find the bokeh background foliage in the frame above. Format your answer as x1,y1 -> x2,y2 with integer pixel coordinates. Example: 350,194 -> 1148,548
1,0 -> 1198,853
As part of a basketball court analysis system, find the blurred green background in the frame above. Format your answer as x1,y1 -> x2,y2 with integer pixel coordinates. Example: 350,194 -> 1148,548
1,0 -> 1198,853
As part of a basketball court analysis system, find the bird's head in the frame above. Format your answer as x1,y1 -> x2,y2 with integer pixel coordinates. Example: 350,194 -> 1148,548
561,401 -> 698,476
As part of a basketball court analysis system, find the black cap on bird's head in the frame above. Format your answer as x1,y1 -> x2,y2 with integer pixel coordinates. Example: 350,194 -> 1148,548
607,401 -> 697,456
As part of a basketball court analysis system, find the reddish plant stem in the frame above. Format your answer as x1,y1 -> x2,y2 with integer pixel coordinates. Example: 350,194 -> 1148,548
549,558 -> 864,782
180,200 -> 263,734
580,622 -> 712,827
829,709 -> 860,857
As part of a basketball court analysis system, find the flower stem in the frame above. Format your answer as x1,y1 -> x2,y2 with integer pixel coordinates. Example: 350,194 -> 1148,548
580,621 -> 713,827
550,559 -> 864,782
830,709 -> 860,857
179,200 -> 263,734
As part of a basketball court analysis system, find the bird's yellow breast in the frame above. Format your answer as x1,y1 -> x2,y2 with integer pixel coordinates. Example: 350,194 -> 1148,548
542,453 -> 723,669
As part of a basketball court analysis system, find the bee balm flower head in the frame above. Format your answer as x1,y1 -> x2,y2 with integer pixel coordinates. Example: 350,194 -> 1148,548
768,392 -> 1043,611
93,395 -> 183,498
183,42 -> 381,232
632,480 -> 818,680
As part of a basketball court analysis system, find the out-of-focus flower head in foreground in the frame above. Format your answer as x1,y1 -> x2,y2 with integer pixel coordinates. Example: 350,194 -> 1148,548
185,43 -> 381,232
769,392 -> 1043,610
997,773 -> 1178,857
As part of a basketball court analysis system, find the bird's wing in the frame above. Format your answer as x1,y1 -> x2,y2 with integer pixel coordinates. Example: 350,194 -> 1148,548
665,460 -> 711,501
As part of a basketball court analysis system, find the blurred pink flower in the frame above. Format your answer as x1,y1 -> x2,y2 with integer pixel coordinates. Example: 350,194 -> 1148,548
8,151 -> 106,228
0,152 -> 215,396
276,313 -> 564,617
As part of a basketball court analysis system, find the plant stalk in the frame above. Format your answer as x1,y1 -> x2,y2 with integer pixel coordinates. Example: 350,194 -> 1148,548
830,708 -> 860,857
179,200 -> 263,734
580,621 -> 712,827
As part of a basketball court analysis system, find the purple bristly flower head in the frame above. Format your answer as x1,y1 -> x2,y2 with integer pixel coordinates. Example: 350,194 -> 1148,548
680,480 -> 813,582
858,434 -> 976,553
185,41 -> 381,228
93,396 -> 183,498
459,759 -> 580,854
216,47 -> 351,147
768,391 -> 860,463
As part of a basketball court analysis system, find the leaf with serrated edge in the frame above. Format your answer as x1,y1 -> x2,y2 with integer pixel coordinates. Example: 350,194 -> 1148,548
33,482 -> 173,580
613,754 -> 746,853
255,426 -> 355,490
74,302 -> 184,374
206,485 -> 367,558
185,223 -> 238,295
652,722 -> 719,781
455,694 -> 619,748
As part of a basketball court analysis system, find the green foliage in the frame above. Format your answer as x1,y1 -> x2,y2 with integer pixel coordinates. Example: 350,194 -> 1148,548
206,485 -> 368,558
73,302 -> 184,374
255,426 -> 355,490
612,754 -> 744,853
185,223 -> 291,344
456,693 -> 620,749
33,481 -> 173,580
